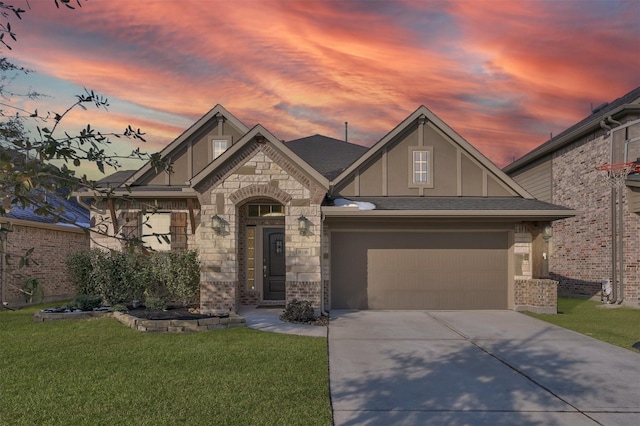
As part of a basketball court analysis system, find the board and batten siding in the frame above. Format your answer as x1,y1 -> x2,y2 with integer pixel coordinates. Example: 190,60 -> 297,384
510,158 -> 553,203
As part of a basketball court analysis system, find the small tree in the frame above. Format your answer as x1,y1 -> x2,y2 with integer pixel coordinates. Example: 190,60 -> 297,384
0,1 -> 173,252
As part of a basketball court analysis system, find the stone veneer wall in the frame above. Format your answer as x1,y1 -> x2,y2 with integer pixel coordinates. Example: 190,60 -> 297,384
514,279 -> 558,314
196,142 -> 325,313
551,131 -> 640,305
2,222 -> 89,305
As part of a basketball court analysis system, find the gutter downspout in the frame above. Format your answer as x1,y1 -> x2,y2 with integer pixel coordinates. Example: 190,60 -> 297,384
618,187 -> 624,304
610,187 -> 618,304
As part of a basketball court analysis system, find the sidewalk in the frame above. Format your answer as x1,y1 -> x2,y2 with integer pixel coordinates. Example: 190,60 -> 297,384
238,306 -> 327,337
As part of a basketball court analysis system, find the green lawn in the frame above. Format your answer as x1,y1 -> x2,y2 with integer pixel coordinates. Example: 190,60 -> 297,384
527,297 -> 640,352
0,304 -> 331,425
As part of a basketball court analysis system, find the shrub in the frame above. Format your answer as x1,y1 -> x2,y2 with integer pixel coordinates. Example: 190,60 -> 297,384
73,294 -> 103,311
66,249 -> 102,296
165,250 -> 200,306
64,248 -> 200,307
111,304 -> 128,312
280,299 -> 315,323
144,295 -> 167,311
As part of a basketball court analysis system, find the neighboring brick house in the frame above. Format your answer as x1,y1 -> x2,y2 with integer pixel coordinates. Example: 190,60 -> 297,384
1,189 -> 90,306
79,104 -> 576,314
505,86 -> 640,307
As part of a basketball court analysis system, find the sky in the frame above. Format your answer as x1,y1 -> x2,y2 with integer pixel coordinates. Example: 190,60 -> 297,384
2,0 -> 639,179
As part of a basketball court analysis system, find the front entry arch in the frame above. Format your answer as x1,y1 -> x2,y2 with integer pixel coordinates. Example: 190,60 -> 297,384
237,199 -> 286,305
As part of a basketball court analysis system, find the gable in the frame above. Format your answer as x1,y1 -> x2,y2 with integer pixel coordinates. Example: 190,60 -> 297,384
126,105 -> 250,187
191,125 -> 330,201
333,107 -> 527,198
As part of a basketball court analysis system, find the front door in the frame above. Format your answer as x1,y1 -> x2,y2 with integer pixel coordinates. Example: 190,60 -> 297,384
263,228 -> 286,300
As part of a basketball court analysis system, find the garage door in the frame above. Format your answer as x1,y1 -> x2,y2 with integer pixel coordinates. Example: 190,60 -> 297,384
331,231 -> 508,310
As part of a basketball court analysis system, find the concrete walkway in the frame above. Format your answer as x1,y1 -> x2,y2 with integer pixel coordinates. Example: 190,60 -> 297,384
329,310 -> 640,426
238,306 -> 327,337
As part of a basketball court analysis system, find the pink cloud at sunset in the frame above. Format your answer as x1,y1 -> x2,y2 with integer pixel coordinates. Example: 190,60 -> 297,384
2,0 -> 638,178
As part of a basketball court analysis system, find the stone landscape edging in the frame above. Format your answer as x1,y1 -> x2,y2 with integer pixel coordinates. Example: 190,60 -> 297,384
33,310 -> 247,333
112,311 -> 246,333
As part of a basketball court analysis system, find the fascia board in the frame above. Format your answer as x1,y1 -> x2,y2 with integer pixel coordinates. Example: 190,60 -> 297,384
0,217 -> 87,233
124,105 -> 250,186
321,206 -> 579,220
505,104 -> 640,174
74,188 -> 198,199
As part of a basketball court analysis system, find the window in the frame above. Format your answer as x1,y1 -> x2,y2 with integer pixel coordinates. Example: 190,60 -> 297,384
246,227 -> 256,290
408,146 -> 434,188
212,139 -> 228,159
247,204 -> 284,217
141,213 -> 172,251
413,150 -> 429,183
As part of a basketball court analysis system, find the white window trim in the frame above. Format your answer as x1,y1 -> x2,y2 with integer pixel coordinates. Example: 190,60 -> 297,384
208,135 -> 232,161
408,146 -> 434,188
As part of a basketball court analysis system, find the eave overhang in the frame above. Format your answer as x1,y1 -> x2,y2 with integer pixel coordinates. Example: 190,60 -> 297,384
74,188 -> 198,200
321,207 -> 578,221
505,104 -> 640,174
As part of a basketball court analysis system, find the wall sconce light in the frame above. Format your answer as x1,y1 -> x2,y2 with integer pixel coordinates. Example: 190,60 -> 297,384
298,215 -> 309,236
211,214 -> 224,235
542,224 -> 553,240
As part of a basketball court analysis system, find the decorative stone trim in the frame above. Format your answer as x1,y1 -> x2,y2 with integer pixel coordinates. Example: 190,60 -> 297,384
229,184 -> 292,206
112,311 -> 246,333
514,279 -> 558,314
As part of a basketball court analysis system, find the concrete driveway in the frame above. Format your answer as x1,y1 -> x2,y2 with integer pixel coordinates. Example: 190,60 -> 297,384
329,310 -> 639,426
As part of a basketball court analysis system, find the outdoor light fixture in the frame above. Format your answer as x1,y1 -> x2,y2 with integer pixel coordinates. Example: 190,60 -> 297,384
298,215 -> 308,236
542,224 -> 553,240
211,214 -> 224,235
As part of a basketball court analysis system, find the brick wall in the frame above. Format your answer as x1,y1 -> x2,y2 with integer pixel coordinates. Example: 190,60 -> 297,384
551,130 -> 640,305
1,222 -> 89,306
514,279 -> 558,314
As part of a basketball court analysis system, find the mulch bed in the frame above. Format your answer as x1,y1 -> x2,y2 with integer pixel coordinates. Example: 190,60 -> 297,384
280,315 -> 329,326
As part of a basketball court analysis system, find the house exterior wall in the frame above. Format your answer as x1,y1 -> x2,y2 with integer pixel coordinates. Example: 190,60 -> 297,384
197,143 -> 325,314
140,117 -> 245,185
550,130 -> 640,305
510,157 -> 553,203
335,117 -> 518,198
90,199 -> 198,252
1,221 -> 89,306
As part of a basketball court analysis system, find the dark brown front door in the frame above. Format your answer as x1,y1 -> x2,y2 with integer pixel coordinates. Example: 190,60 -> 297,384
263,228 -> 285,300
